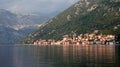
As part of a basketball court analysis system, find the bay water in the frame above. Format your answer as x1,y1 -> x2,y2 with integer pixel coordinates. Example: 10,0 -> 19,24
0,45 -> 120,67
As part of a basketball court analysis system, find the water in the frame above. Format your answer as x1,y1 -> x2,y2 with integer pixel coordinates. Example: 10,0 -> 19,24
0,45 -> 120,67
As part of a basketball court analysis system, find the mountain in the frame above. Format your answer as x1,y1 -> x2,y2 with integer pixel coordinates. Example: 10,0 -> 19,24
18,14 -> 48,25
0,26 -> 29,44
20,0 -> 120,44
0,9 -> 18,26
0,26 -> 18,44
0,9 -> 49,27
0,9 -> 49,44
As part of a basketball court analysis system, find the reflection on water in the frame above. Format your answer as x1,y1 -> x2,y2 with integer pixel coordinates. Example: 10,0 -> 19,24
0,45 -> 120,67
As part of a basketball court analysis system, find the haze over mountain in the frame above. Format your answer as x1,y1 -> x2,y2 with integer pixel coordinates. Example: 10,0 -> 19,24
20,0 -> 120,44
0,0 -> 79,44
0,0 -> 79,14
0,9 -> 49,44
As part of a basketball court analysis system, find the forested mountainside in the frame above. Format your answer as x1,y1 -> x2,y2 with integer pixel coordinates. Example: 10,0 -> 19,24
20,0 -> 120,44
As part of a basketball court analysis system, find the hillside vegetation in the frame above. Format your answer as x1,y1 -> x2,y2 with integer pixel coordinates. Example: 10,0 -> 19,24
20,0 -> 120,44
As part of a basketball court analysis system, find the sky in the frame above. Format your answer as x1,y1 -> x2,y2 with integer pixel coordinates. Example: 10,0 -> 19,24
0,0 -> 79,14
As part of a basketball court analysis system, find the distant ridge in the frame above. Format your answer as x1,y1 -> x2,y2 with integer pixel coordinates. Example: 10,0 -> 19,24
0,9 -> 49,44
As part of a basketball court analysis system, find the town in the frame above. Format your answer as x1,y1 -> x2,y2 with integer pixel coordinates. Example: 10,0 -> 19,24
33,31 -> 116,45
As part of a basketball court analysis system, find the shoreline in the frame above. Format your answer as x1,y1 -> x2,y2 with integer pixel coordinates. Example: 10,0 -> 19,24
16,43 -> 120,46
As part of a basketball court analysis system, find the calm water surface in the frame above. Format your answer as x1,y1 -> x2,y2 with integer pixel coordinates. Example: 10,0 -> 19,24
0,45 -> 120,67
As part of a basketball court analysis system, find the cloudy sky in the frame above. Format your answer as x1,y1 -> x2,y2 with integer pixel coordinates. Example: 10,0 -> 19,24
0,0 -> 79,14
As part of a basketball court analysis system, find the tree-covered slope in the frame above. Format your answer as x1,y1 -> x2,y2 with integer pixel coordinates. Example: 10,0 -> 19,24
20,0 -> 120,44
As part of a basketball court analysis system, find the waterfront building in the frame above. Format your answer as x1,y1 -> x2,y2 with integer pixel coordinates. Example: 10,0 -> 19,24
33,33 -> 115,45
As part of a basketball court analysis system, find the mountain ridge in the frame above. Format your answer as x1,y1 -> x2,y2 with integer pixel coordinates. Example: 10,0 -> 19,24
0,9 -> 49,44
20,0 -> 120,44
